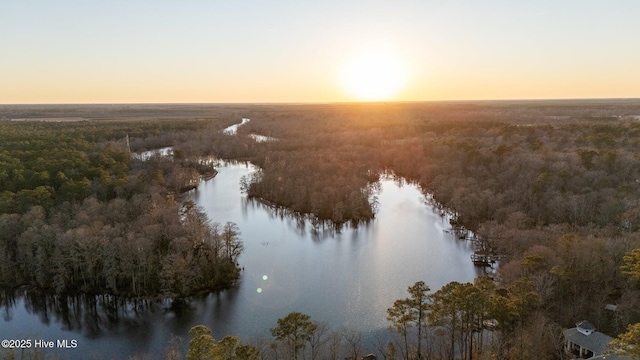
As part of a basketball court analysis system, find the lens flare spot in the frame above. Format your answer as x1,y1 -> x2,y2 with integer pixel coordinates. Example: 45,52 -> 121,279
262,275 -> 268,281
257,288 -> 263,293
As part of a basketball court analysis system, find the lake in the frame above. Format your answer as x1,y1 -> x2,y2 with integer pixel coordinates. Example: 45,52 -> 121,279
0,161 -> 480,359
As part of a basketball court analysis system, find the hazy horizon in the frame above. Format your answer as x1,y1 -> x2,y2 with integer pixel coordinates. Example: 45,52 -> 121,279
2,1 -> 639,104
3,96 -> 640,107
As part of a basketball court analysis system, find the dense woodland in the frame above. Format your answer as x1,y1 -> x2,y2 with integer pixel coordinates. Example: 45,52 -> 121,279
0,116 -> 243,297
182,101 -> 640,359
2,101 -> 640,359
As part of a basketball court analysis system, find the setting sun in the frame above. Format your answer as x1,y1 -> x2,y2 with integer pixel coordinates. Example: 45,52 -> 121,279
341,49 -> 408,102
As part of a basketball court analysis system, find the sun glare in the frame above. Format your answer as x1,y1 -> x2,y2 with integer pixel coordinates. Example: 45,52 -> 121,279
341,49 -> 408,102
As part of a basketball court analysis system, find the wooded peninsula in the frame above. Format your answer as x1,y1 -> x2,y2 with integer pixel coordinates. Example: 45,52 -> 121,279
1,101 -> 640,359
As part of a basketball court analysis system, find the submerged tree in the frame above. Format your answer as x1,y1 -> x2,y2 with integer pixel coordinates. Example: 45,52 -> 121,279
222,221 -> 244,263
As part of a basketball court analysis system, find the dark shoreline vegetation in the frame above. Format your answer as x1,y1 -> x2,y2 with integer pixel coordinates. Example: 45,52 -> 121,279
2,100 -> 640,359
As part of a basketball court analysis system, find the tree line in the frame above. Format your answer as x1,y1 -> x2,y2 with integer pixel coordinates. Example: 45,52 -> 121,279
180,278 -> 637,360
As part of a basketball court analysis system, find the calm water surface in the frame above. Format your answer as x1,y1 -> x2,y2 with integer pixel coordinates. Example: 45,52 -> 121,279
0,161 -> 480,359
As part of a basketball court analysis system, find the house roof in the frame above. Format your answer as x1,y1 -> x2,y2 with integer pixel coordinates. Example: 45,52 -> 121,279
577,320 -> 597,331
564,328 -> 614,356
604,304 -> 619,311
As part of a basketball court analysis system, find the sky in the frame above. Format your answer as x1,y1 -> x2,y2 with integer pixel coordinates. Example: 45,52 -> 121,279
1,0 -> 640,104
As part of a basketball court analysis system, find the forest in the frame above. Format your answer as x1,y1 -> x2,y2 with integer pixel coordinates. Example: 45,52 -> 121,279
176,101 -> 640,359
0,115 -> 244,297
1,101 -> 640,359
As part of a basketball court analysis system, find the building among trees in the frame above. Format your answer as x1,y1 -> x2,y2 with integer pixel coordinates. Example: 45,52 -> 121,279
563,320 -> 615,359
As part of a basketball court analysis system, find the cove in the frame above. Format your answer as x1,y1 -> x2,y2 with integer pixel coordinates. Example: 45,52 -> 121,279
186,162 -> 480,338
0,161 -> 480,359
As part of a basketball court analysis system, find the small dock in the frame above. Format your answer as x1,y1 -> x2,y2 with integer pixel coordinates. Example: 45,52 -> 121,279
471,253 -> 502,266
